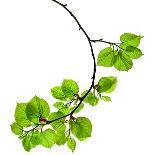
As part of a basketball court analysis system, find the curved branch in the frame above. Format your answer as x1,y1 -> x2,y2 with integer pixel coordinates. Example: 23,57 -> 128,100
47,0 -> 96,124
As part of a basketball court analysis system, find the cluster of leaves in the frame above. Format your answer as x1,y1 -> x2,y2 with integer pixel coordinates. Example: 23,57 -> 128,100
97,33 -> 143,71
11,77 -> 117,152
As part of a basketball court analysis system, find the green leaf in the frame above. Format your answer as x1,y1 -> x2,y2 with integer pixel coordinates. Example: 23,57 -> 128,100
97,47 -> 114,67
30,131 -> 42,145
40,129 -> 56,148
81,91 -> 99,106
53,102 -> 65,109
114,51 -> 133,71
125,46 -> 143,59
70,103 -> 84,113
11,122 -> 23,135
67,137 -> 76,152
25,96 -> 50,123
69,117 -> 92,140
62,79 -> 79,99
120,33 -> 143,48
48,112 -> 66,132
97,76 -> 117,93
22,135 -> 35,152
102,96 -> 111,102
56,133 -> 67,146
51,86 -> 67,101
14,103 -> 31,127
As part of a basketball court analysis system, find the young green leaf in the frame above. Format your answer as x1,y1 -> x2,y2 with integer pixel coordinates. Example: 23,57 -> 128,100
30,131 -> 42,145
56,133 -> 67,146
40,129 -> 56,148
97,76 -> 117,93
114,51 -> 133,71
25,96 -> 50,123
62,79 -> 79,99
53,102 -> 65,109
81,91 -> 99,106
102,96 -> 111,102
14,103 -> 31,127
11,122 -> 23,135
67,137 -> 76,152
125,46 -> 143,59
97,47 -> 114,67
22,135 -> 36,152
70,103 -> 84,113
48,112 -> 66,132
120,33 -> 143,48
69,117 -> 92,140
51,86 -> 67,101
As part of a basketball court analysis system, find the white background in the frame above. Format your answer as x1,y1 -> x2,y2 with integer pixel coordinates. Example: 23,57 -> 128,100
0,0 -> 154,154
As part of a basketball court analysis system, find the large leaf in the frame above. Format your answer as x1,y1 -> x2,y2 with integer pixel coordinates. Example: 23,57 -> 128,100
62,79 -> 79,99
125,46 -> 143,59
30,131 -> 42,145
97,47 -> 114,67
25,96 -> 50,123
40,129 -> 56,148
69,117 -> 92,140
51,86 -> 67,101
120,33 -> 143,48
48,112 -> 66,132
14,103 -> 31,127
67,137 -> 76,152
81,90 -> 99,106
97,76 -> 117,93
11,122 -> 23,135
56,133 -> 67,146
114,51 -> 133,71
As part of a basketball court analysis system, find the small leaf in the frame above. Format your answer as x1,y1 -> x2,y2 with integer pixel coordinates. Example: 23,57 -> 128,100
97,47 -> 114,67
67,137 -> 76,152
51,86 -> 67,101
97,76 -> 117,93
30,131 -> 42,145
11,122 -> 23,135
102,96 -> 111,102
26,96 -> 50,123
125,46 -> 143,59
40,129 -> 56,148
81,91 -> 99,106
49,112 -> 66,132
22,135 -> 36,152
70,103 -> 84,113
56,133 -> 67,146
14,103 -> 31,127
69,117 -> 92,140
120,33 -> 143,48
114,51 -> 133,71
62,79 -> 79,99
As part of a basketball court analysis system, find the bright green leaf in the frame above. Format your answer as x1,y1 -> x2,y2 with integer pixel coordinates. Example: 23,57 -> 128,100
102,96 -> 111,102
120,33 -> 143,48
81,91 -> 99,106
125,46 -> 143,59
22,135 -> 36,152
62,79 -> 79,99
51,86 -> 67,101
14,103 -> 31,127
67,137 -> 76,152
40,129 -> 56,148
97,76 -> 117,93
49,112 -> 66,132
56,133 -> 67,146
114,51 -> 133,71
69,117 -> 92,140
11,122 -> 23,135
70,103 -> 84,113
25,96 -> 50,123
53,102 -> 65,109
30,131 -> 42,145
97,47 -> 114,67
